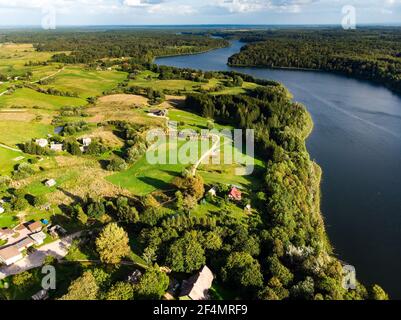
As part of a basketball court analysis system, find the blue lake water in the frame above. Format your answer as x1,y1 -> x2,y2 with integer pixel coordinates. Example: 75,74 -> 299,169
156,40 -> 401,298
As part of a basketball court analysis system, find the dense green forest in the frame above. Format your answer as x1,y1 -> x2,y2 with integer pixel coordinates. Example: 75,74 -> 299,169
1,30 -> 228,64
227,28 -> 401,93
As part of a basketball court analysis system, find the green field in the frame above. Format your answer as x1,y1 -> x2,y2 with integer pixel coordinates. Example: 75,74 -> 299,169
0,88 -> 86,109
107,140 -> 201,195
0,120 -> 53,146
129,70 -> 259,94
0,147 -> 27,174
42,66 -> 127,98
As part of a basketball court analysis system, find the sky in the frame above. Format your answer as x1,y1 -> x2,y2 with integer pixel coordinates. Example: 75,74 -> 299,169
0,0 -> 401,26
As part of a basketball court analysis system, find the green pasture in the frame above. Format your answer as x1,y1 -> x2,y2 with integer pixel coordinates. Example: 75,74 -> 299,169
0,88 -> 86,109
42,66 -> 127,98
0,120 -> 53,146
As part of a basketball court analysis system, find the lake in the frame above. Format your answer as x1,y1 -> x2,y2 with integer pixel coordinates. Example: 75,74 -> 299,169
155,40 -> 401,298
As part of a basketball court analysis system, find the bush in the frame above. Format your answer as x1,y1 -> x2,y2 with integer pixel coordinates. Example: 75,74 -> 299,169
106,157 -> 127,171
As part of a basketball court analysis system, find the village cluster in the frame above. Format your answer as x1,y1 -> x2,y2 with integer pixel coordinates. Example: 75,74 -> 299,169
0,219 -> 66,266
35,136 -> 92,153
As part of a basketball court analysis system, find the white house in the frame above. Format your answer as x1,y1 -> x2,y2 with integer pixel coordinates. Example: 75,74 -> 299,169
82,137 -> 92,147
45,179 -> 56,187
208,187 -> 217,197
35,139 -> 48,148
29,231 -> 47,245
0,246 -> 23,266
50,143 -> 63,152
0,206 -> 4,214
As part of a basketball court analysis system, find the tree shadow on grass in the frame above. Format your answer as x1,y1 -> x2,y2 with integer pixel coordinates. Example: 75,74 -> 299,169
138,176 -> 172,191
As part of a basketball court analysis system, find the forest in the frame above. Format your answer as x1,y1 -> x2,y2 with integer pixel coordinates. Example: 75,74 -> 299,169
227,28 -> 401,93
1,30 -> 228,64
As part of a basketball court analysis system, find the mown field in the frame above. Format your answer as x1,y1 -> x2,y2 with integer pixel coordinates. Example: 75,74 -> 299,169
0,88 -> 86,109
41,66 -> 127,98
129,70 -> 260,95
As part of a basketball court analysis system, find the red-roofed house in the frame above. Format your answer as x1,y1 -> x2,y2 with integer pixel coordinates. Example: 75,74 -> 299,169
228,187 -> 242,201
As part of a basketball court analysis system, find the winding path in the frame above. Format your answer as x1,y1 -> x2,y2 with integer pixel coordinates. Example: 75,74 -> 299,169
0,143 -> 22,153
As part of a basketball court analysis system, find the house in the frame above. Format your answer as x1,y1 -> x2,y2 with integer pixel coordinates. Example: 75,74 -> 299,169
0,228 -> 13,241
0,206 -> 4,214
208,187 -> 217,197
15,224 -> 29,232
35,139 -> 48,148
0,246 -> 23,266
45,179 -> 56,187
179,266 -> 214,300
15,237 -> 35,251
32,289 -> 49,300
127,269 -> 142,284
27,221 -> 42,233
29,231 -> 47,245
82,137 -> 92,147
50,143 -> 63,152
228,187 -> 242,201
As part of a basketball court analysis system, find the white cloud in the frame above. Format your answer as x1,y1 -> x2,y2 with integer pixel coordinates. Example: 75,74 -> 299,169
214,0 -> 317,13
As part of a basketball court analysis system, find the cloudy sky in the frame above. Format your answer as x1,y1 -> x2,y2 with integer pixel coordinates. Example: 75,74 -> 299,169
0,0 -> 400,26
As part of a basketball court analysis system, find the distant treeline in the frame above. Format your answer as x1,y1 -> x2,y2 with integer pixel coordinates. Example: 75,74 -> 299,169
2,30 -> 229,64
227,28 -> 401,93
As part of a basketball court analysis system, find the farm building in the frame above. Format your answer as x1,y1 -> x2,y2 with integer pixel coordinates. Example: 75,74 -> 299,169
45,179 -> 56,187
0,246 -> 23,266
50,143 -> 63,152
179,266 -> 214,300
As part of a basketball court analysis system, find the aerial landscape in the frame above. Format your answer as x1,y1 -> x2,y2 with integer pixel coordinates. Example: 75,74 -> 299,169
0,0 -> 400,307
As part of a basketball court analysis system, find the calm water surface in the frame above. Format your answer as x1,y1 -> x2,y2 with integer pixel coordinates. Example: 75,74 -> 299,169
156,41 -> 401,298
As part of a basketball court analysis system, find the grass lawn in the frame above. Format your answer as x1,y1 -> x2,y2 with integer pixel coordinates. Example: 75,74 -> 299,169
42,66 -> 127,98
107,140 -> 200,195
0,88 -> 86,109
0,147 -> 28,174
0,213 -> 18,229
0,120 -> 53,146
191,200 -> 246,220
